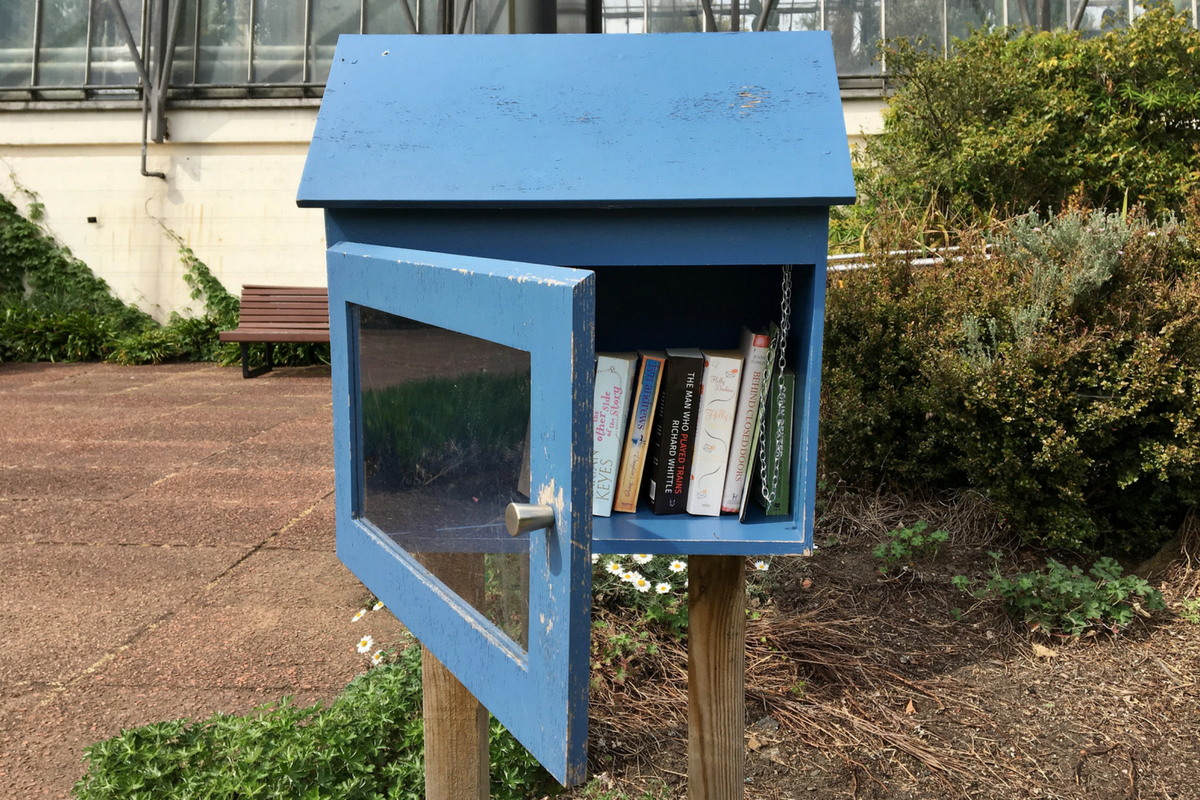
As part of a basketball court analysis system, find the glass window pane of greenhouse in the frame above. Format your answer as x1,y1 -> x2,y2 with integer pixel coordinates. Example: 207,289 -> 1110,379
0,0 -> 37,87
40,0 -> 90,86
311,0 -> 358,83
602,0 -> 644,32
886,0 -> 944,49
87,0 -> 141,86
252,0 -> 304,82
947,0 -> 1000,42
476,0 -> 511,33
647,0 -> 704,31
170,0 -> 200,86
827,0 -> 881,74
197,0 -> 250,85
762,0 -> 818,31
366,0 -> 418,33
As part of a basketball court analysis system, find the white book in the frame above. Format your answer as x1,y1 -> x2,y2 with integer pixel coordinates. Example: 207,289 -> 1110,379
592,352 -> 638,517
686,349 -> 744,516
721,328 -> 772,513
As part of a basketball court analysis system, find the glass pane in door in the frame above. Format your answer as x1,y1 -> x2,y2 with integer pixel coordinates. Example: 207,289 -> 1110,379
357,306 -> 532,651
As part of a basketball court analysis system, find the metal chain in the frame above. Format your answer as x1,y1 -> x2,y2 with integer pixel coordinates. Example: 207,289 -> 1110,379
758,265 -> 792,509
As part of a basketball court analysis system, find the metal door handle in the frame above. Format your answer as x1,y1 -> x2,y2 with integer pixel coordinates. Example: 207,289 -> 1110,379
506,503 -> 555,537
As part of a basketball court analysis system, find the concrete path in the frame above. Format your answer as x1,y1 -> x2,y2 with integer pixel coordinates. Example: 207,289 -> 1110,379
0,362 -> 405,798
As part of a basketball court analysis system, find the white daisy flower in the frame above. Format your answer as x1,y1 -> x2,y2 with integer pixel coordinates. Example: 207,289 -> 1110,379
371,650 -> 384,666
621,570 -> 639,583
372,601 -> 384,612
606,561 -> 623,576
632,554 -> 653,565
633,576 -> 651,592
356,635 -> 374,654
591,553 -> 600,564
754,560 -> 769,572
668,560 -> 686,573
655,582 -> 671,594
352,608 -> 367,622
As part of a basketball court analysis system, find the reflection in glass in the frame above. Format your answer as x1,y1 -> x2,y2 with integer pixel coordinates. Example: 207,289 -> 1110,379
887,0 -> 945,50
948,0 -> 1001,43
827,0 -> 881,74
252,0 -> 305,83
0,0 -> 36,87
197,0 -> 251,85
602,0 -> 644,32
646,0 -> 703,31
40,0 -> 89,86
367,0 -> 420,34
358,307 -> 532,652
310,0 -> 357,84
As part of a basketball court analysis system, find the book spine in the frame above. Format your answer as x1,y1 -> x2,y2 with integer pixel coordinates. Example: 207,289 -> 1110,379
687,353 -> 744,516
720,332 -> 770,513
592,355 -> 637,517
613,354 -> 665,513
647,354 -> 703,515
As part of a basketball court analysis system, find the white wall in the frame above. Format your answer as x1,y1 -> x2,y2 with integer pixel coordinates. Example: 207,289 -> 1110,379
0,105 -> 327,322
0,98 -> 886,321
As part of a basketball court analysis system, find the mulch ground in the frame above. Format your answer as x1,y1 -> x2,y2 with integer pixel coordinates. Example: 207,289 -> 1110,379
580,492 -> 1200,800
3,362 -> 1198,800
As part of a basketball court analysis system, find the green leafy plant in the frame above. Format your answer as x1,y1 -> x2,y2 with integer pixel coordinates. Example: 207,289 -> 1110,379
873,520 -> 950,574
592,554 -> 689,639
73,644 -> 555,800
823,204 -> 1200,555
1179,597 -> 1200,625
867,3 -> 1200,221
953,554 -> 1166,636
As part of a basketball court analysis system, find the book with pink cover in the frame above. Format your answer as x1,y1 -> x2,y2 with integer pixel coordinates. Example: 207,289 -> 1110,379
686,349 -> 744,516
592,352 -> 638,517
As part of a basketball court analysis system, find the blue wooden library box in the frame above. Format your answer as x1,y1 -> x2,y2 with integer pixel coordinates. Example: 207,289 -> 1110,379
297,31 -> 854,786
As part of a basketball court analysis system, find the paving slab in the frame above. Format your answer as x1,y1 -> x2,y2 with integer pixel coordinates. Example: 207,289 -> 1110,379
0,500 -> 102,543
0,363 -> 366,799
199,440 -> 334,471
0,543 -> 249,686
0,465 -> 165,501
102,406 -> 308,443
132,467 -> 333,505
267,495 -> 336,551
76,497 -> 315,547
34,440 -> 227,471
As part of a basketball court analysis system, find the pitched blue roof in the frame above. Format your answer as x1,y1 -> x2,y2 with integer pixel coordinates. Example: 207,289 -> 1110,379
298,32 -> 855,209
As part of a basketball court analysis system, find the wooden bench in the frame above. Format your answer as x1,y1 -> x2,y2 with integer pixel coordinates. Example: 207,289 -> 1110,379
218,286 -> 330,378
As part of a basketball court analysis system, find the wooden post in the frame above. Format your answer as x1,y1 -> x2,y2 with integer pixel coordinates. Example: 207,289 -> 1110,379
423,647 -> 489,800
421,552 -> 490,800
688,555 -> 746,800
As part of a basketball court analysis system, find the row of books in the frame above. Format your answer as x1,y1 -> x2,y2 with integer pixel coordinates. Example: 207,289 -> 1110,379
591,327 -> 795,520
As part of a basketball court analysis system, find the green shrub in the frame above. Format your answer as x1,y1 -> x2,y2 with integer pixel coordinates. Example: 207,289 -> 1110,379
953,555 -> 1165,636
823,205 -> 1200,555
867,3 -> 1200,220
73,645 -> 554,800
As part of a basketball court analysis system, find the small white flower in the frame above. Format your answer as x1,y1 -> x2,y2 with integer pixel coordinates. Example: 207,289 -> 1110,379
352,608 -> 367,622
632,554 -> 653,565
372,601 -> 384,612
633,576 -> 651,592
591,553 -> 600,564
371,650 -> 384,666
606,561 -> 623,576
668,560 -> 686,573
655,582 -> 671,594
621,570 -> 641,583
754,560 -> 769,572
356,635 -> 374,654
